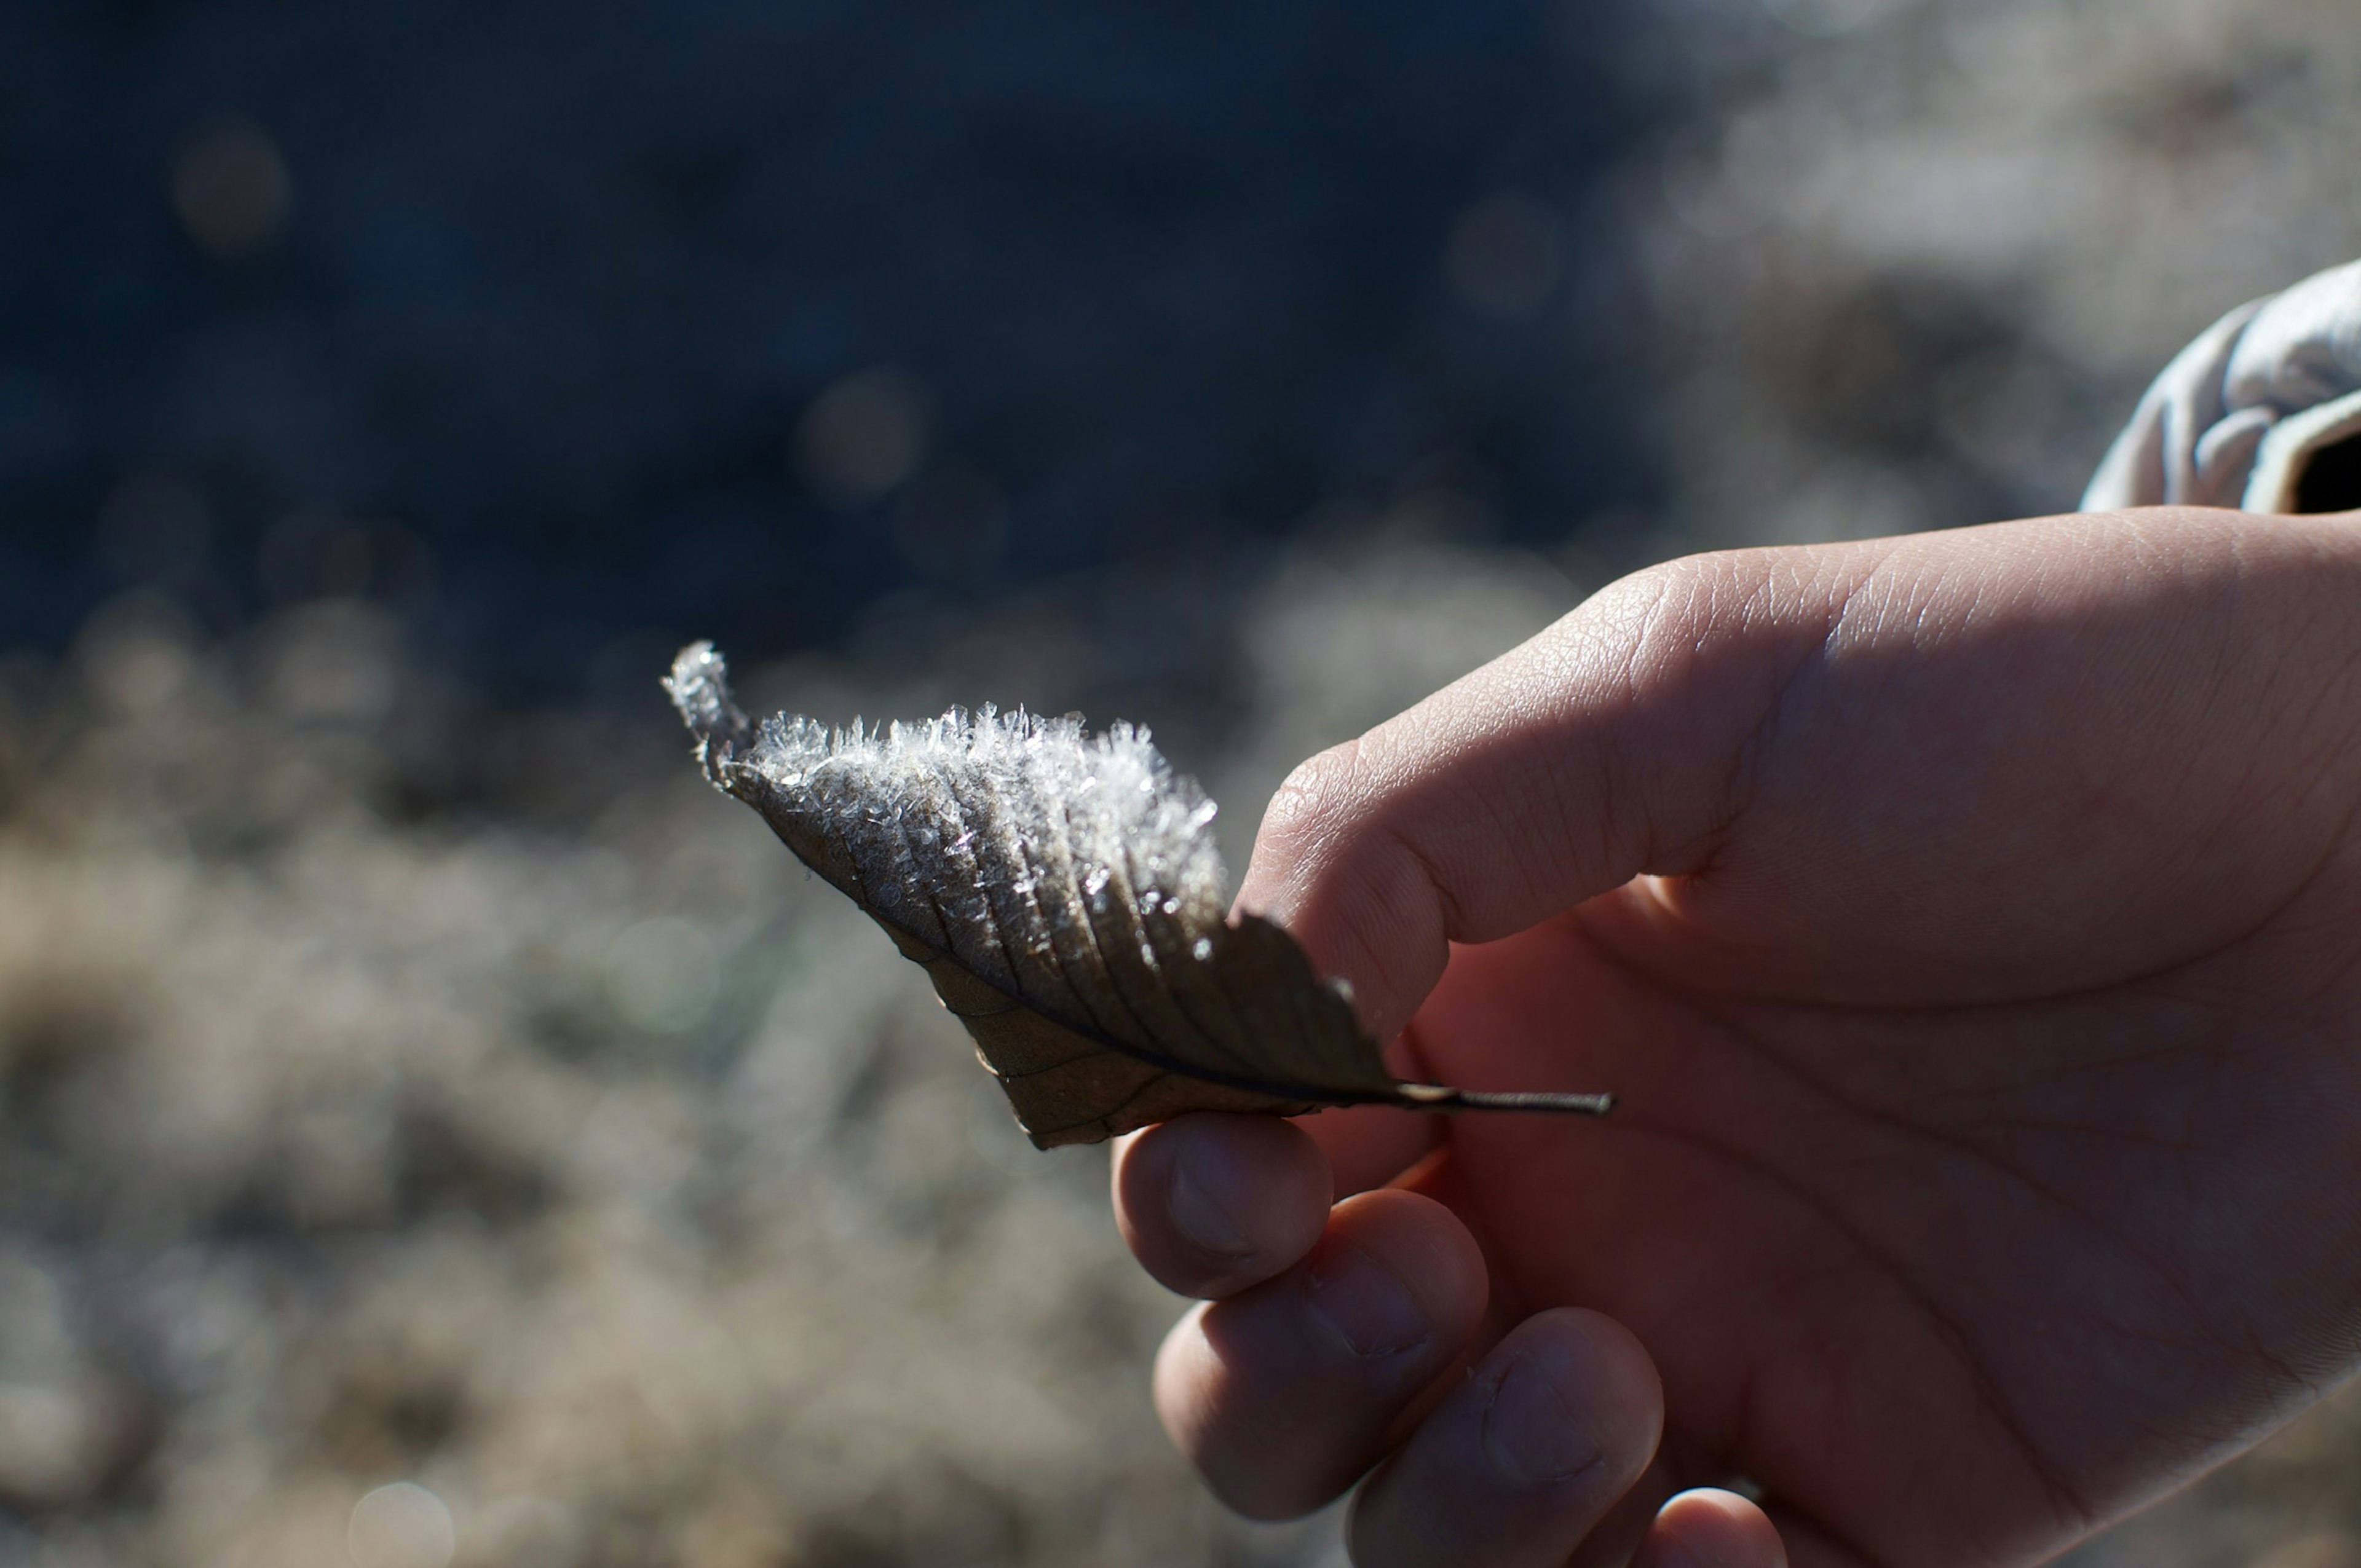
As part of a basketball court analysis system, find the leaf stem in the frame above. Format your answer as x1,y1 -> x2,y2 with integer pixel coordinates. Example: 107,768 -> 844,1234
1398,1085 -> 1617,1116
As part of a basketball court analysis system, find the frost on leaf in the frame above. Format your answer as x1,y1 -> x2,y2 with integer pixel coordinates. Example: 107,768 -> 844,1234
665,642 -> 1613,1148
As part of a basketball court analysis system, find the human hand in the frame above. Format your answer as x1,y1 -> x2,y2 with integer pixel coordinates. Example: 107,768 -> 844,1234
1113,509 -> 2361,1566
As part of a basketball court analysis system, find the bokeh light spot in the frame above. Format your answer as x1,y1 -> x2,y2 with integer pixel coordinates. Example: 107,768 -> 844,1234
73,591 -> 198,716
1444,193 -> 1567,318
261,601 -> 402,724
168,114 -> 292,260
792,368 -> 935,506
1660,125 -> 1771,241
347,1481 -> 456,1568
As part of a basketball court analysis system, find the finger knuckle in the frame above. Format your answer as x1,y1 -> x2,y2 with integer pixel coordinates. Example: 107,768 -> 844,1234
1257,738 -> 1382,869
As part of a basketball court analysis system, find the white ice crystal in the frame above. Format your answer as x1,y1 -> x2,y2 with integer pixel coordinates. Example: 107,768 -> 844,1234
663,642 -> 1228,990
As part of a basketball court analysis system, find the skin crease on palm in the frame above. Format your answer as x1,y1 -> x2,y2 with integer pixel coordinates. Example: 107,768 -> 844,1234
1109,508 -> 2361,1568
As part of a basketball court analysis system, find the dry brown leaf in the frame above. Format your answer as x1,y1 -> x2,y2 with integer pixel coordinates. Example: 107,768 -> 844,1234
665,642 -> 1613,1148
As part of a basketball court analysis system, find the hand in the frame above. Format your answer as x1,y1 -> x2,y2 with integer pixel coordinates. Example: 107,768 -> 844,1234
1112,510 -> 2361,1566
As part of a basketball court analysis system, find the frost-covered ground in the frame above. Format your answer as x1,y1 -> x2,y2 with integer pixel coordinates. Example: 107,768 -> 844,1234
0,543 -> 1583,1568
8,0 -> 2361,1562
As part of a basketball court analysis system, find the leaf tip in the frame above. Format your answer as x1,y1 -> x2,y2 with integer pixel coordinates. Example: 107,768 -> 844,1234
666,641 -> 756,787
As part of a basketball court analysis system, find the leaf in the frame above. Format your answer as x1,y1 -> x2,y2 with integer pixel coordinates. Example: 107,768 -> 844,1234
665,642 -> 1614,1148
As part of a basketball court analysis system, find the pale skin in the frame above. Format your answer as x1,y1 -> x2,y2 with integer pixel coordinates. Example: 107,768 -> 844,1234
1109,509 -> 2361,1567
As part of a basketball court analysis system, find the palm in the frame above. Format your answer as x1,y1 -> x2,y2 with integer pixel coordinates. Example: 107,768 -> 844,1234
1388,699 -> 2361,1558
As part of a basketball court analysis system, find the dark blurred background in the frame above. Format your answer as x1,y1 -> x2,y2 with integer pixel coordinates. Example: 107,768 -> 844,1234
7,2 -> 2361,1566
2,0 -> 1666,704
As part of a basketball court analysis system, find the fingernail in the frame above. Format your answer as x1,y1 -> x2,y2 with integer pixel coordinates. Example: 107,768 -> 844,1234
1167,1154 -> 1252,1258
1302,1245 -> 1428,1360
1482,1352 -> 1604,1486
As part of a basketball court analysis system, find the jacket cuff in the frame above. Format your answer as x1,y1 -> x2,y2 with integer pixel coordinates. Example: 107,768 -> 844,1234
2083,258 -> 2361,514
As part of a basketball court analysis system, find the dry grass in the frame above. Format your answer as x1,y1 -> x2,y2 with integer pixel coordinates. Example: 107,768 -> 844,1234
0,542 -> 1584,1568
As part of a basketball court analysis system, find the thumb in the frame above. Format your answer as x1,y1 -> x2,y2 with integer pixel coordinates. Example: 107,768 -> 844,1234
1236,543 -> 1868,1044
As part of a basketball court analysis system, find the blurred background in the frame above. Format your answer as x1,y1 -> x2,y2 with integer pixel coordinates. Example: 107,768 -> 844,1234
4,0 -> 2361,1563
